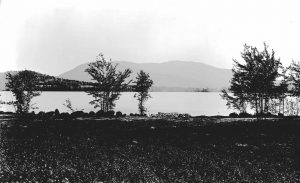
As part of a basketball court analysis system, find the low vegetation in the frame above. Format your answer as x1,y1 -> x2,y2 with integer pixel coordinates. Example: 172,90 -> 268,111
0,117 -> 298,182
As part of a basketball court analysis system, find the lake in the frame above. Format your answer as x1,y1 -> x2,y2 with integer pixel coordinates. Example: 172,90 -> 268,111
0,91 -> 235,116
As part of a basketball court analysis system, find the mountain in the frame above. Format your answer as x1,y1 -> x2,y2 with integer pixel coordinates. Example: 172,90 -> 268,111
0,71 -> 96,91
59,61 -> 232,91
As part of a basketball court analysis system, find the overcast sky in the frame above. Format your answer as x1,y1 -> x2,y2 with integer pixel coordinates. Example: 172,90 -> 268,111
0,0 -> 300,75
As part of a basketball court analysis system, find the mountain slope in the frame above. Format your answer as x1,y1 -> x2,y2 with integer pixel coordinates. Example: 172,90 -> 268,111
0,71 -> 95,91
59,61 -> 232,91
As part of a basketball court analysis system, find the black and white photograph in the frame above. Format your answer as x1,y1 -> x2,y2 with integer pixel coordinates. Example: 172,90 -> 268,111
0,0 -> 299,182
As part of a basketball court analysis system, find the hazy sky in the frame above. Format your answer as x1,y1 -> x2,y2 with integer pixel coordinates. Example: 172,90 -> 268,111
0,0 -> 300,75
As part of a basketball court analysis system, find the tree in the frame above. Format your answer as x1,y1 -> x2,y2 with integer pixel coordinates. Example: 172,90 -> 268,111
287,60 -> 300,115
221,43 -> 286,117
133,70 -> 153,115
221,89 -> 247,113
288,61 -> 300,96
5,70 -> 41,114
85,53 -> 132,112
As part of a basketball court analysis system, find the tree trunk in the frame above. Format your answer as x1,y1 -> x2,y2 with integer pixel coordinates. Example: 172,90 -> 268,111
255,98 -> 259,120
265,98 -> 269,113
282,99 -> 285,116
297,98 -> 299,116
260,97 -> 264,114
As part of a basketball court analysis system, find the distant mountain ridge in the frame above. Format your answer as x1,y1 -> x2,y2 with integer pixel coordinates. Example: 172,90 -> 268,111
58,61 -> 232,91
0,61 -> 232,91
0,71 -> 95,91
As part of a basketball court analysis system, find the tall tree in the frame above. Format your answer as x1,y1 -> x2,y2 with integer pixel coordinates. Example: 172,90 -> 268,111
287,61 -> 300,115
6,70 -> 41,114
85,53 -> 132,112
221,43 -> 285,116
133,70 -> 153,115
288,61 -> 300,96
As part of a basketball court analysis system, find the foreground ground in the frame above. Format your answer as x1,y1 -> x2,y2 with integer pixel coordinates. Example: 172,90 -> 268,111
0,116 -> 299,182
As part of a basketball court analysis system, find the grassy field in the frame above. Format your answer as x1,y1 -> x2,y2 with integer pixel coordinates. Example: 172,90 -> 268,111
0,117 -> 299,182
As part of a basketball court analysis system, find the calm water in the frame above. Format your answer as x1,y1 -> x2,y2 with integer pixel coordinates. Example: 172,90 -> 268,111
0,91 -> 235,116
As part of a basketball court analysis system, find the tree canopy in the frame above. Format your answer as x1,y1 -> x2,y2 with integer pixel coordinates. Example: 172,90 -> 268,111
133,70 -> 153,115
85,53 -> 132,112
6,70 -> 41,114
221,43 -> 287,116
288,61 -> 300,97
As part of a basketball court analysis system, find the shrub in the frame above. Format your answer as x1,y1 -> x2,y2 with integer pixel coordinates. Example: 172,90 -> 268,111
37,111 -> 45,118
266,112 -> 273,117
96,110 -> 105,117
116,111 -> 123,117
256,112 -> 274,118
178,113 -> 190,119
229,112 -> 238,118
45,111 -> 55,119
54,109 -> 60,116
59,112 -> 70,119
22,111 -> 35,120
278,113 -> 284,117
71,111 -> 85,118
4,111 -> 14,115
238,112 -> 252,118
89,111 -> 95,116
105,110 -> 115,117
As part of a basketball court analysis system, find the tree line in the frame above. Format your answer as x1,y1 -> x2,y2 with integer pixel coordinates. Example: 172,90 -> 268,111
4,53 -> 153,116
5,43 -> 300,118
222,43 -> 300,118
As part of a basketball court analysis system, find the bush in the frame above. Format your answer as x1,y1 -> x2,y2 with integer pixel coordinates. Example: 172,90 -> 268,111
96,110 -> 105,117
71,111 -> 87,118
115,111 -> 123,117
256,112 -> 275,118
178,113 -> 190,119
95,110 -> 115,117
21,111 -> 35,120
59,112 -> 70,119
229,112 -> 238,118
238,112 -> 252,118
89,111 -> 95,116
37,111 -> 45,118
45,111 -> 55,119
278,113 -> 284,117
129,113 -> 141,117
265,112 -> 273,117
105,110 -> 115,117
54,109 -> 60,116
